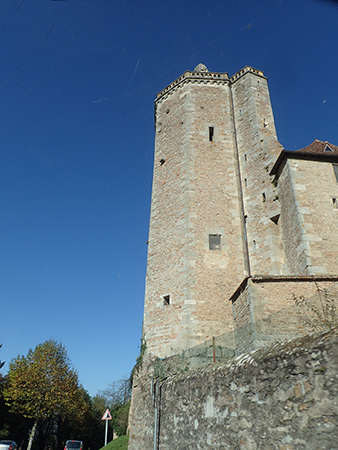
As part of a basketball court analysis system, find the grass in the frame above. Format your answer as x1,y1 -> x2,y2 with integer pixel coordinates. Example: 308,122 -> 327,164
99,436 -> 129,450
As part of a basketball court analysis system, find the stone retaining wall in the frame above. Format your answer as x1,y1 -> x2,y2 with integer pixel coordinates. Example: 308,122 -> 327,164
128,327 -> 338,450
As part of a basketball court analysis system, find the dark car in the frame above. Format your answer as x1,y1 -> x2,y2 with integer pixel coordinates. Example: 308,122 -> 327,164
64,441 -> 83,450
0,441 -> 18,450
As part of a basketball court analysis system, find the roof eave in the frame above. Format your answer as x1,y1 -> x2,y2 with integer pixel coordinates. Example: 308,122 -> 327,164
270,150 -> 338,179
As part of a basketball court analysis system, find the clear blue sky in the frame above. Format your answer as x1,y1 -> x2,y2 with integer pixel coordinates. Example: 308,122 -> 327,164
0,0 -> 337,397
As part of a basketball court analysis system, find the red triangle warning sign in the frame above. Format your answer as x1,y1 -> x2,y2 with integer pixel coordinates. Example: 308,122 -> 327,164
101,409 -> 112,420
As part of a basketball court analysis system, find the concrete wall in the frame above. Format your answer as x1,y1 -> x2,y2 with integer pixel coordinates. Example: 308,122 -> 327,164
128,327 -> 338,450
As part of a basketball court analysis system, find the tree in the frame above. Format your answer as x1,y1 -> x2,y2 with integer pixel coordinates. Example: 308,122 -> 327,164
4,340 -> 86,450
112,402 -> 130,437
98,378 -> 131,439
100,378 -> 131,407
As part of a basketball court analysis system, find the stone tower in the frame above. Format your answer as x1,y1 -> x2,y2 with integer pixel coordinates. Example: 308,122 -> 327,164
129,66 -> 338,450
142,64 -> 283,358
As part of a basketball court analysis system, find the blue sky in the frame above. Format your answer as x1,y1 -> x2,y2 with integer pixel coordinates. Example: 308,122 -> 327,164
0,0 -> 337,397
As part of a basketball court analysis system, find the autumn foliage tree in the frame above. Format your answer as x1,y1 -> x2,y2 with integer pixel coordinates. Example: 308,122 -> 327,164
4,340 -> 87,450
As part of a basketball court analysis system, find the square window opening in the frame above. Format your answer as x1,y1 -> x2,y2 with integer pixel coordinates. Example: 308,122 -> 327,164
209,234 -> 221,250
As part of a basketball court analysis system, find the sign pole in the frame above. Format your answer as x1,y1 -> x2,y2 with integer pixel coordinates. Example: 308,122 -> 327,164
101,409 -> 112,446
104,418 -> 108,447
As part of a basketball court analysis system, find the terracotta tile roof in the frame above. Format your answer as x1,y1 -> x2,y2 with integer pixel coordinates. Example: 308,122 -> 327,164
270,140 -> 338,178
296,139 -> 338,154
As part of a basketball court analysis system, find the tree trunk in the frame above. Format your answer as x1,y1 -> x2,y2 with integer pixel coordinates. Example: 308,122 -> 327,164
27,418 -> 38,450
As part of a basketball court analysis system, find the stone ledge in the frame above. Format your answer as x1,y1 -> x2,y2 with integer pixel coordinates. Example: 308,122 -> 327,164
230,274 -> 338,303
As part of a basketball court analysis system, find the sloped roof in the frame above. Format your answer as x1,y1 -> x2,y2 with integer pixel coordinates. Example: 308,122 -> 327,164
270,139 -> 338,178
296,139 -> 338,154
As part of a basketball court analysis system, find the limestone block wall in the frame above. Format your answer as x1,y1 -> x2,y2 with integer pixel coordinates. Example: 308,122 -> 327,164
128,327 -> 338,450
141,65 -> 338,361
143,72 -> 247,358
232,276 -> 338,354
277,161 -> 306,274
279,159 -> 338,275
231,68 -> 284,276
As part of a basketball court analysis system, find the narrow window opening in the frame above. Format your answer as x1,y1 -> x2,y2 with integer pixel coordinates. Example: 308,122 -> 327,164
244,154 -> 247,162
209,127 -> 214,142
332,198 -> 338,209
262,192 -> 266,202
209,234 -> 221,250
244,178 -> 247,187
253,240 -> 257,250
163,295 -> 170,306
333,164 -> 338,182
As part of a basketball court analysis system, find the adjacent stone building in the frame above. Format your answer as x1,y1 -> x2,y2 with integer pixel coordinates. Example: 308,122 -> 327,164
142,63 -> 338,359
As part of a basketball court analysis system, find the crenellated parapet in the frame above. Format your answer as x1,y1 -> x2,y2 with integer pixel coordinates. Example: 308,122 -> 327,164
155,64 -> 266,104
230,65 -> 265,83
155,68 -> 230,104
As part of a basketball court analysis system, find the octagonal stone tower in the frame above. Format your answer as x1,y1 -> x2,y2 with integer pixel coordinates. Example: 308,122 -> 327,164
143,65 -> 283,358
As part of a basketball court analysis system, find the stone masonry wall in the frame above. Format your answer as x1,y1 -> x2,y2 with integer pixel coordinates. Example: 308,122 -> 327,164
232,70 -> 284,276
143,72 -> 247,358
278,158 -> 338,275
232,277 -> 338,354
128,327 -> 338,450
233,279 -> 338,326
278,161 -> 306,274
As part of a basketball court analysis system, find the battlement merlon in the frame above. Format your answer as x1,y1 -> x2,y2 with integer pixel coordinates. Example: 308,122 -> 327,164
230,65 -> 265,83
155,65 -> 266,104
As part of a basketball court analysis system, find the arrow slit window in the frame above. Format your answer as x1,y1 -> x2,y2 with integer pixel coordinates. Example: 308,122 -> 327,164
209,127 -> 214,142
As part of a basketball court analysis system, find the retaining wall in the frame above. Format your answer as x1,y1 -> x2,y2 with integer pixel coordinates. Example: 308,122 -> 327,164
128,327 -> 338,450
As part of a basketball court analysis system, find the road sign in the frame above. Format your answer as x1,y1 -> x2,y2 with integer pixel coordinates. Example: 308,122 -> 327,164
102,409 -> 112,420
102,409 -> 112,446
